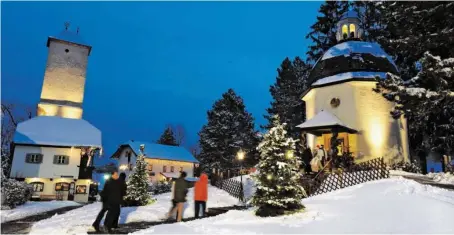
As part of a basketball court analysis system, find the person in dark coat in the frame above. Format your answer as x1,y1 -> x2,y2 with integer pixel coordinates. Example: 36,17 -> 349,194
92,171 -> 120,233
166,171 -> 189,222
102,170 -> 124,233
302,148 -> 313,174
112,172 -> 127,228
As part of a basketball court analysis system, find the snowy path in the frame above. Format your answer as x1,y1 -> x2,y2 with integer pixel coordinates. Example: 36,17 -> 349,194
133,178 -> 454,234
1,205 -> 82,234
29,186 -> 240,235
1,201 -> 81,223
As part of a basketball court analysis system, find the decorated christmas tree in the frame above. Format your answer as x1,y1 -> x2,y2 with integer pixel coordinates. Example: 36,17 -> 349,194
252,115 -> 306,217
125,145 -> 151,206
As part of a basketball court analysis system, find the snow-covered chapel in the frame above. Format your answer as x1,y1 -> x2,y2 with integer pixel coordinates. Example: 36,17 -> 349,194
297,11 -> 410,164
9,26 -> 101,202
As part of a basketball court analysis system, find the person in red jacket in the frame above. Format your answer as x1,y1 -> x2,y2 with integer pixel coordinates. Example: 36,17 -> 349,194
194,173 -> 208,218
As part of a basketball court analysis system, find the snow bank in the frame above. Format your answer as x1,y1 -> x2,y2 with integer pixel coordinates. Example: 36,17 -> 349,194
29,186 -> 239,234
389,170 -> 424,177
1,200 -> 80,223
427,172 -> 454,185
230,175 -> 256,201
134,178 -> 454,234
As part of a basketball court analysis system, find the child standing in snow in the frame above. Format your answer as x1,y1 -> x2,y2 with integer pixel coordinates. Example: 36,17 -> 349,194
194,173 -> 208,218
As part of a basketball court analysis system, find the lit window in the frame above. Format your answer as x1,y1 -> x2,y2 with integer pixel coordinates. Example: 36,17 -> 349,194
55,182 -> 70,191
349,24 -> 356,38
170,166 -> 174,172
147,164 -> 153,172
163,166 -> 167,172
342,24 -> 348,39
54,155 -> 69,165
29,182 -> 44,192
180,167 -> 183,172
26,153 -> 43,164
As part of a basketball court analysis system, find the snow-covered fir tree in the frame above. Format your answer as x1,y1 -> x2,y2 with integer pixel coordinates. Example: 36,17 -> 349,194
252,116 -> 306,217
263,57 -> 311,161
374,1 -> 454,80
198,89 -> 259,169
125,148 -> 151,206
157,127 -> 178,146
374,52 -> 454,163
305,0 -> 349,63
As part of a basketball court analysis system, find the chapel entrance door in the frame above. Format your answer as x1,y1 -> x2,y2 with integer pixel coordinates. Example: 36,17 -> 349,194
67,182 -> 75,201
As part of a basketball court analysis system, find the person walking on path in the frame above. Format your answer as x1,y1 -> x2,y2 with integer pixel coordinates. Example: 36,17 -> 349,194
92,171 -> 119,233
194,173 -> 208,218
302,148 -> 313,174
102,170 -> 124,233
112,172 -> 127,229
166,171 -> 189,222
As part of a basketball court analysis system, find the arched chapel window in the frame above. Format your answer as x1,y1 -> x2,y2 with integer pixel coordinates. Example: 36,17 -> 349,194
349,24 -> 356,38
342,25 -> 348,39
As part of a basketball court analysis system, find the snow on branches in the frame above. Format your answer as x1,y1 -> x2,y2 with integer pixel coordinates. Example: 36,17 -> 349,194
252,116 -> 306,217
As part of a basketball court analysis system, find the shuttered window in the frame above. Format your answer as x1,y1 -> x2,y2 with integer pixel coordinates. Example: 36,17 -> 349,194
25,153 -> 43,164
53,155 -> 69,165
170,166 -> 175,172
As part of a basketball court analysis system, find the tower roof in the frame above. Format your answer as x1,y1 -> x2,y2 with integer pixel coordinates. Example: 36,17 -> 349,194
47,30 -> 92,55
340,10 -> 359,20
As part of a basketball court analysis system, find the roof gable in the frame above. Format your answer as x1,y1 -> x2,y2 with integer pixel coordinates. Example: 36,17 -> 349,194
114,141 -> 199,163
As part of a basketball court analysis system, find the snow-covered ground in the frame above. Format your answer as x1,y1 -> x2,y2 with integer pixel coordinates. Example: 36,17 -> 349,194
29,185 -> 240,234
389,170 -> 424,177
427,172 -> 454,185
1,200 -> 80,223
134,177 -> 454,234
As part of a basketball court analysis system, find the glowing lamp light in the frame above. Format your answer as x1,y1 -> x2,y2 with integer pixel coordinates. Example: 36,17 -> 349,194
237,150 -> 245,161
285,150 -> 294,159
119,164 -> 128,171
104,174 -> 110,180
267,174 -> 273,180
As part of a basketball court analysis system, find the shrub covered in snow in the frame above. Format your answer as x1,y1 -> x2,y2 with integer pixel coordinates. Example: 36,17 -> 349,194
149,180 -> 172,195
390,160 -> 422,174
1,178 -> 33,209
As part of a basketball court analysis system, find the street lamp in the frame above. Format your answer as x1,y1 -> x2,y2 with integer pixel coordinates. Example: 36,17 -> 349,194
104,174 -> 110,180
237,149 -> 245,203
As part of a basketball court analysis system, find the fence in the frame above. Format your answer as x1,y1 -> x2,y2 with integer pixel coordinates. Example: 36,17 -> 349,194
211,176 -> 244,202
302,157 -> 389,197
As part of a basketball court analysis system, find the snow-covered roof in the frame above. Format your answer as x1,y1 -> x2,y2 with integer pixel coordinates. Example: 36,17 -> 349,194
115,140 -> 199,163
296,111 -> 357,134
312,71 -> 387,87
13,116 -> 102,147
321,41 -> 396,67
340,10 -> 359,20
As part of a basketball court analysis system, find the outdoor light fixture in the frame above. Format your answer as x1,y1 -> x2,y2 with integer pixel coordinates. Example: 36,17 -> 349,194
104,174 -> 110,180
237,149 -> 245,161
119,164 -> 128,171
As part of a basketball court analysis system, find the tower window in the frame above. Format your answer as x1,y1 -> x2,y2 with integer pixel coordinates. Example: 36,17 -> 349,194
349,24 -> 356,38
342,25 -> 348,39
65,49 -> 69,53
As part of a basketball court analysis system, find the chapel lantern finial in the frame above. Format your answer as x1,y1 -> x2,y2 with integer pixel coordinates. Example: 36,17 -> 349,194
337,10 -> 362,41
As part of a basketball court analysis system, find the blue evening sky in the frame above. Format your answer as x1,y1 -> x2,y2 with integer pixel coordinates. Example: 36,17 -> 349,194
1,1 -> 321,167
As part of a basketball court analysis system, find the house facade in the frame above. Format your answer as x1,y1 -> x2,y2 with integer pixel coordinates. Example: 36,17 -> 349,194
297,11 -> 410,164
111,141 -> 199,183
9,26 -> 101,203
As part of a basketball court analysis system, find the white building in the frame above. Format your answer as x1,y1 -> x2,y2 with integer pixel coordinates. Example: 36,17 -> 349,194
297,11 -> 410,164
111,141 -> 199,183
9,26 -> 101,203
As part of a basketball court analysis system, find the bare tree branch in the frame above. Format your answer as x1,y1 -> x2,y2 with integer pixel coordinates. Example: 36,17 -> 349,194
172,124 -> 186,146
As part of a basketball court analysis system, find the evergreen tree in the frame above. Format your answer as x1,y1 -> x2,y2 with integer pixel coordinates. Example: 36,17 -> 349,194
374,1 -> 454,80
306,0 -> 349,63
263,57 -> 311,158
125,147 -> 151,206
157,127 -> 178,146
374,52 -> 454,167
352,1 -> 383,42
252,116 -> 306,217
198,89 -> 259,170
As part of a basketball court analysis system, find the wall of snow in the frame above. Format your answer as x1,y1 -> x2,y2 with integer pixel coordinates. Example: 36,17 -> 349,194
10,145 -> 82,179
303,81 -> 409,163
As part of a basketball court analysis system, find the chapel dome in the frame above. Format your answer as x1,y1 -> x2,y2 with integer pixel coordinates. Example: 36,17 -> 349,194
308,41 -> 398,85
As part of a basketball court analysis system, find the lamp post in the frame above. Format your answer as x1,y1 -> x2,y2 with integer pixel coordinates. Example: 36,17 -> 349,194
237,149 -> 245,203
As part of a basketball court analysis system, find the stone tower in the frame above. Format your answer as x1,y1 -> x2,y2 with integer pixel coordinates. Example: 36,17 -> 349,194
37,24 -> 92,119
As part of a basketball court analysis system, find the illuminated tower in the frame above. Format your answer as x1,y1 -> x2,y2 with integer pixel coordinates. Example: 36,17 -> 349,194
37,23 -> 92,119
